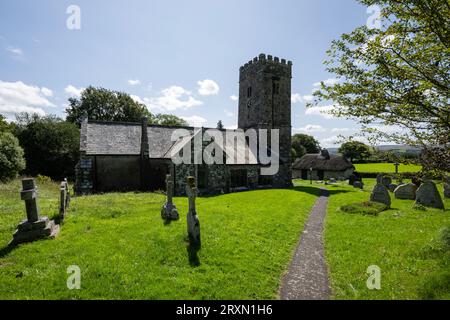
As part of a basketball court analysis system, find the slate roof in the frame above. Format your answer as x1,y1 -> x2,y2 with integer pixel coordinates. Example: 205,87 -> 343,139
81,120 -> 258,164
292,153 -> 354,171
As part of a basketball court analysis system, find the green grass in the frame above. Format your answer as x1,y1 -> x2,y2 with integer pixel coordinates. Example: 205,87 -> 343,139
321,178 -> 450,300
0,178 -> 318,299
354,163 -> 422,173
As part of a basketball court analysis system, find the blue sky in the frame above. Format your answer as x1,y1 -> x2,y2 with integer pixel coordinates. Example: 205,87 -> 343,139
0,0 -> 371,147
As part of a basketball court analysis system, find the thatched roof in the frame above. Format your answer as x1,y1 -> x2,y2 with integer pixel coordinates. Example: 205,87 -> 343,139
293,153 -> 354,171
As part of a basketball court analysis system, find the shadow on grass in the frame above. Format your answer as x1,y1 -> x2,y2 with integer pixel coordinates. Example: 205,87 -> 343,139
0,244 -> 15,258
291,186 -> 351,197
186,242 -> 201,267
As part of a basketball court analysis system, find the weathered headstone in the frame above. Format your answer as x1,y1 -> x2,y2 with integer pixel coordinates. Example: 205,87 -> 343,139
59,181 -> 66,219
64,178 -> 70,209
415,180 -> 445,209
381,176 -> 392,188
329,178 -> 336,183
161,174 -> 180,221
353,181 -> 364,189
370,183 -> 391,208
349,174 -> 357,186
186,176 -> 201,247
394,183 -> 417,200
10,178 -> 60,246
388,184 -> 398,192
376,173 -> 384,184
444,177 -> 450,199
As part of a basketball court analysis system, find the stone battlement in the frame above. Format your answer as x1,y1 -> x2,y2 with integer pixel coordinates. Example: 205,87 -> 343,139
240,53 -> 292,72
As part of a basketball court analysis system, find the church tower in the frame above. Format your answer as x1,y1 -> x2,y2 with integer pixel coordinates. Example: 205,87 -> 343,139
238,53 -> 293,187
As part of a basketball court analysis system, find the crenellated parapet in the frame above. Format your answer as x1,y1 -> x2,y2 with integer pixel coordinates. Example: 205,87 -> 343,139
239,53 -> 292,79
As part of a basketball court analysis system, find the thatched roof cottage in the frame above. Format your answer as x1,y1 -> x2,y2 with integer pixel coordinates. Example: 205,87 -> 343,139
292,149 -> 354,180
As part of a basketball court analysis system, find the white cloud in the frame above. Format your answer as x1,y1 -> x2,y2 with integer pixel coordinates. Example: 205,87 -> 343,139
41,87 -> 53,97
331,127 -> 351,133
230,95 -> 238,101
294,124 -> 326,133
291,93 -> 303,104
0,80 -> 55,118
181,115 -> 208,127
128,79 -> 141,86
305,105 -> 339,119
302,95 -> 314,103
197,79 -> 220,96
130,95 -> 144,104
313,78 -> 339,87
224,109 -> 234,117
6,46 -> 23,56
65,85 -> 84,97
320,136 -> 340,148
147,86 -> 203,111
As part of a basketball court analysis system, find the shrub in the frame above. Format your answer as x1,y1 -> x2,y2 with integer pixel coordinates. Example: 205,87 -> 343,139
340,201 -> 388,216
0,132 -> 25,182
440,227 -> 450,251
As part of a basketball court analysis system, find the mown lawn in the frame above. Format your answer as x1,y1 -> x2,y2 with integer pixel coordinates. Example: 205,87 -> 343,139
354,163 -> 422,173
321,178 -> 450,300
0,178 -> 318,299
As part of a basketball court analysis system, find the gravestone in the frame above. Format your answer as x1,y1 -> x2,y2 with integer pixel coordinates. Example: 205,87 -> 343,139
376,173 -> 384,184
353,181 -> 364,189
329,178 -> 336,183
370,183 -> 391,208
59,181 -> 66,219
10,178 -> 60,246
415,180 -> 445,209
444,177 -> 450,199
381,176 -> 392,188
64,178 -> 70,209
186,176 -> 201,247
388,184 -> 398,192
161,174 -> 180,221
394,183 -> 417,200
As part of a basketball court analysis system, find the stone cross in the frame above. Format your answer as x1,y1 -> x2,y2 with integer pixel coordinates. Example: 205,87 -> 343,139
20,178 -> 40,223
59,181 -> 67,218
186,176 -> 200,246
161,174 -> 179,220
394,162 -> 400,174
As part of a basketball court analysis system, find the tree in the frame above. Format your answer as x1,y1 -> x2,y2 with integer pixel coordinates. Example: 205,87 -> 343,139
66,86 -> 152,125
312,0 -> 450,174
0,132 -> 25,182
15,113 -> 80,180
216,120 -> 224,130
153,114 -> 187,127
292,134 -> 320,156
339,141 -> 372,162
0,114 -> 13,133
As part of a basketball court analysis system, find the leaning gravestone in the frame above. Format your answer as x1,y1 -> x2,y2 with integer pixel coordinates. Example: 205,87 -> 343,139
394,183 -> 417,200
415,180 -> 445,209
370,183 -> 391,208
161,174 -> 180,221
10,178 -> 60,246
186,176 -> 201,247
444,177 -> 450,199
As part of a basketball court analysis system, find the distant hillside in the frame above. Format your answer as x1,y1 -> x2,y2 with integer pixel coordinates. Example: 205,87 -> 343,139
327,145 -> 421,155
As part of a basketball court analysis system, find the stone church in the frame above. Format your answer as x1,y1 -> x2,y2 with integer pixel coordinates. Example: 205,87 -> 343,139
75,54 -> 293,196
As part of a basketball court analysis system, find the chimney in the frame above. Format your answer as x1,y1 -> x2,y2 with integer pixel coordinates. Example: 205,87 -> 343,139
140,117 -> 149,157
320,148 -> 330,160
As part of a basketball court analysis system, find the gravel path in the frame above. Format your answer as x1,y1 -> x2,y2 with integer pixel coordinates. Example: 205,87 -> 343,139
279,188 -> 331,300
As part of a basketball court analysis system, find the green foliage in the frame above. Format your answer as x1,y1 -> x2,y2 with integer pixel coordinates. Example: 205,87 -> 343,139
312,0 -> 450,174
216,120 -> 224,130
440,226 -> 450,250
0,132 -> 25,182
0,114 -> 14,133
340,201 -> 387,216
65,86 -> 152,125
14,114 -> 80,180
35,174 -> 52,185
0,179 -> 317,299
292,134 -> 320,156
152,113 -> 187,127
339,141 -> 372,162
